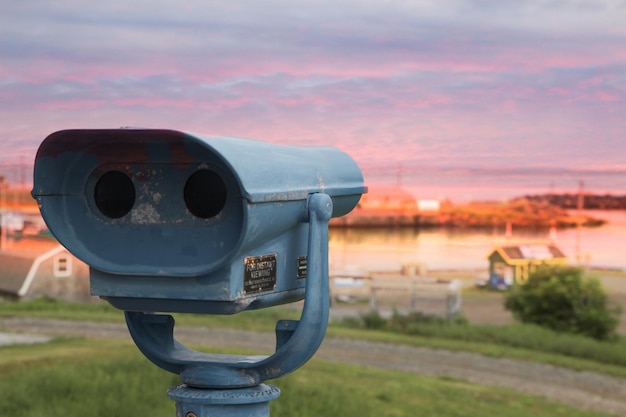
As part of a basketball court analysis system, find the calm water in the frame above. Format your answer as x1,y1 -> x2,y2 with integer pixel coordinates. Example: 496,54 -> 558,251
329,210 -> 626,273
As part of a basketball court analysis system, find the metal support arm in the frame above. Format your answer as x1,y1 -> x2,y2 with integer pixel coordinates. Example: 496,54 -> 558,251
124,193 -> 333,389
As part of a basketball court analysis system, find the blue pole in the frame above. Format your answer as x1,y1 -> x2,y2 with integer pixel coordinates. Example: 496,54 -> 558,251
167,384 -> 280,417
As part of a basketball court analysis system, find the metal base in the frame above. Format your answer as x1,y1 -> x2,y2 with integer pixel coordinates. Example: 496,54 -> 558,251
167,384 -> 281,417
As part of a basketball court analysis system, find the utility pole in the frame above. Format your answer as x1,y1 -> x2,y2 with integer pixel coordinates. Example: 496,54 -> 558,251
576,180 -> 584,264
0,176 -> 6,251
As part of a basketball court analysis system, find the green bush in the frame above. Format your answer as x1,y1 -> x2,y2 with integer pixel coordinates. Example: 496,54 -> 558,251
387,310 -> 468,331
359,310 -> 388,330
504,265 -> 621,340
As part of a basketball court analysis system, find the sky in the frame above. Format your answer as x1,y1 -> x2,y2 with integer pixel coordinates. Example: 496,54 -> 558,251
1,0 -> 625,201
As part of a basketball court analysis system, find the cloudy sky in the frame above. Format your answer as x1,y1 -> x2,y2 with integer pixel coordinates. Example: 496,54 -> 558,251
1,0 -> 625,200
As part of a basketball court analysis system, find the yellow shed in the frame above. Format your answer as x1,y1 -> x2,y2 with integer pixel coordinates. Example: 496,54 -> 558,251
487,244 -> 568,289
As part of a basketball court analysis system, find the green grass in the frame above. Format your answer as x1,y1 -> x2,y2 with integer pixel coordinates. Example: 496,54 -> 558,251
2,298 -> 626,377
0,297 -> 300,330
0,339 -> 616,417
0,297 -> 124,322
0,339 -> 178,417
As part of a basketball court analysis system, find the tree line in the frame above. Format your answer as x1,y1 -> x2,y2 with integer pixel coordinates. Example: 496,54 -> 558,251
520,193 -> 626,210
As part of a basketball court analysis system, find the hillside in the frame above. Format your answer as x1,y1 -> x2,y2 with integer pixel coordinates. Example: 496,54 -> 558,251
332,195 -> 606,229
437,198 -> 605,229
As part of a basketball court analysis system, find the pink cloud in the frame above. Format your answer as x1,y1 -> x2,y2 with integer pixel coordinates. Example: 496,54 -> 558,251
1,1 -> 625,200
37,99 -> 104,111
594,90 -> 621,102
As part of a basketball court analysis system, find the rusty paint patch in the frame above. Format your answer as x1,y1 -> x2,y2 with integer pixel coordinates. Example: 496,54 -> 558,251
316,171 -> 326,192
36,129 -> 192,165
131,203 -> 161,224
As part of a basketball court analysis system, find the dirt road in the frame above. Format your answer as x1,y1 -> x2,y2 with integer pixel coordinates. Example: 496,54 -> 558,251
1,317 -> 625,416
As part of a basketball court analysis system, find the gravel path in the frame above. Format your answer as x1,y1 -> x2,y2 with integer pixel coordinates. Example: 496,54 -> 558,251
1,317 -> 625,416
0,331 -> 51,346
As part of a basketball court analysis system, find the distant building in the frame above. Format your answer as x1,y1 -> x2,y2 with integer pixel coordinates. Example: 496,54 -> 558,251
0,237 -> 92,302
357,186 -> 418,212
417,199 -> 441,213
331,186 -> 441,227
486,244 -> 567,289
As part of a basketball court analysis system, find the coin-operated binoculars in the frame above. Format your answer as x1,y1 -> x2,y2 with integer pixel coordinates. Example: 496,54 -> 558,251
32,129 -> 365,417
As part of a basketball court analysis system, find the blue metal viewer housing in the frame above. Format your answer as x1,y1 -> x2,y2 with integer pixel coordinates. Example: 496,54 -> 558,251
32,129 -> 365,315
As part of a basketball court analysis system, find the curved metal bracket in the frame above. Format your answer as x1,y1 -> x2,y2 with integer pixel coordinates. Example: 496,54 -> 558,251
124,193 -> 333,389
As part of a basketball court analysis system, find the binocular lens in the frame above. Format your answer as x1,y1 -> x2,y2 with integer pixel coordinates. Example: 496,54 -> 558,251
94,171 -> 136,219
184,169 -> 227,219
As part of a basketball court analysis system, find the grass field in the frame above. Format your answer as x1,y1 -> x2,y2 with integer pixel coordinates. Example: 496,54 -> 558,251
1,298 -> 625,415
0,338 -> 616,417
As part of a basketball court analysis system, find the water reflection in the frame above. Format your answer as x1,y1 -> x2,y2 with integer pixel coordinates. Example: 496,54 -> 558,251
329,210 -> 626,272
